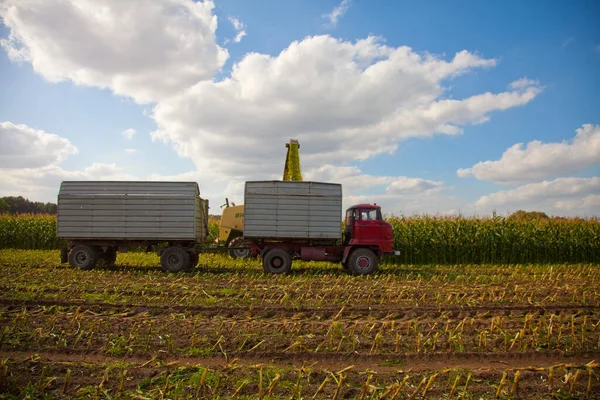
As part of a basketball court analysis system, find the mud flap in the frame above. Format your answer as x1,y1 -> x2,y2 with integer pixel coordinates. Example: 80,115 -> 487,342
341,247 -> 353,264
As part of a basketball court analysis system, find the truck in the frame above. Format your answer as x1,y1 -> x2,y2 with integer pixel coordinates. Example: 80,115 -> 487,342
242,180 -> 396,275
57,180 -> 397,275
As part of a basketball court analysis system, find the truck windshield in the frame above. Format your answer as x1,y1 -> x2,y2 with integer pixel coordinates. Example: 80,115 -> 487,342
360,209 -> 381,221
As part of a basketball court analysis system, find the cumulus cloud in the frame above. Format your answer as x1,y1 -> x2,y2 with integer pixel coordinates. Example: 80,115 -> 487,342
227,17 -> 246,43
473,177 -> 600,216
458,124 -> 600,184
0,0 -> 228,103
152,35 -> 539,184
122,128 -> 136,140
324,0 -> 351,27
1,163 -> 137,202
0,121 -> 78,168
303,164 -> 449,215
0,121 -> 138,202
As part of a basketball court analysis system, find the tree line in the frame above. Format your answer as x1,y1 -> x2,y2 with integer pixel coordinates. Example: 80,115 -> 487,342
0,196 -> 57,215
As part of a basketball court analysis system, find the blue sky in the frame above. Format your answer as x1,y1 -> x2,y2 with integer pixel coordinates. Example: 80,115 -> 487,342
0,0 -> 599,216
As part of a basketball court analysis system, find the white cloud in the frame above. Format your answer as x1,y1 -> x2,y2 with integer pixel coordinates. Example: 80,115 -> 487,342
509,77 -> 539,89
474,177 -> 600,216
0,121 -> 78,168
122,128 -> 136,140
304,164 -> 450,215
458,124 -> 600,184
0,0 -> 228,103
152,35 -> 539,185
227,17 -> 246,43
324,0 -> 351,27
124,148 -> 137,154
0,163 -> 137,203
0,121 -> 140,202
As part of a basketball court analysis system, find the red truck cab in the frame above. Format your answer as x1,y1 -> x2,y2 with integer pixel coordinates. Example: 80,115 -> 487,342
341,204 -> 396,274
344,204 -> 394,252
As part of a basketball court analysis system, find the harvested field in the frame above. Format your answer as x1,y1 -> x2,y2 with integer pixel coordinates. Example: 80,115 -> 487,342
1,250 -> 599,398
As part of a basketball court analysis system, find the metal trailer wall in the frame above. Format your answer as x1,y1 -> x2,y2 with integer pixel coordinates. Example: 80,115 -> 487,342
244,181 -> 342,240
57,181 -> 208,241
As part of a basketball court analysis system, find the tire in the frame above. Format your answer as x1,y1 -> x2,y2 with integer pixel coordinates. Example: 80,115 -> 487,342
161,247 -> 190,273
68,245 -> 98,270
263,248 -> 292,274
347,248 -> 378,275
188,252 -> 199,270
228,237 -> 252,259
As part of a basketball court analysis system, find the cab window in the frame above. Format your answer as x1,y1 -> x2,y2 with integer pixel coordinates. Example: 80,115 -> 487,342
360,209 -> 381,221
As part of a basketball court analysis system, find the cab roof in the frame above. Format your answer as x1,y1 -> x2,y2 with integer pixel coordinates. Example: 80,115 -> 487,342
348,204 -> 380,210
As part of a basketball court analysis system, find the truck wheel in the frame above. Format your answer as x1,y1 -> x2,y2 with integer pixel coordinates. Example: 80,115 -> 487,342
228,237 -> 251,259
347,248 -> 378,275
263,248 -> 292,274
161,247 -> 190,273
69,245 -> 98,270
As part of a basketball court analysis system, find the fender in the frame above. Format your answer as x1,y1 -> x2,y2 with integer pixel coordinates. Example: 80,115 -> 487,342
342,246 -> 383,264
260,246 -> 270,259
341,246 -> 353,264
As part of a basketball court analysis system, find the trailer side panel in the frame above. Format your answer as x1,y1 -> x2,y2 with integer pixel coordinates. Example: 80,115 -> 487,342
57,181 -> 208,242
244,181 -> 342,240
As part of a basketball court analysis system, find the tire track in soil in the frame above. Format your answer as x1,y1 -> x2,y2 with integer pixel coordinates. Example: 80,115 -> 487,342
2,349 -> 599,374
1,298 -> 598,319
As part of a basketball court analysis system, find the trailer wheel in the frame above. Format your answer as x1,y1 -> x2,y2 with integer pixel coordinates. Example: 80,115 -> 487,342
228,237 -> 252,259
161,247 -> 190,273
263,248 -> 292,274
69,245 -> 98,270
347,248 -> 378,275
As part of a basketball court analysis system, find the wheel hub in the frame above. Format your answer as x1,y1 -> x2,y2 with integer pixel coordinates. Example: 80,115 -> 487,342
272,257 -> 283,268
168,254 -> 180,266
234,248 -> 250,258
357,256 -> 370,269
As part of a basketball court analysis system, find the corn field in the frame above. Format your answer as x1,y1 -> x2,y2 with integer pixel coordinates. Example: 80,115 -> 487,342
1,213 -> 599,263
0,214 -> 60,250
390,215 -> 600,264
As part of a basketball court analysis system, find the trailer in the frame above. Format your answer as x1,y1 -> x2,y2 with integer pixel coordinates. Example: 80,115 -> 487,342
242,181 -> 397,275
57,181 -> 209,272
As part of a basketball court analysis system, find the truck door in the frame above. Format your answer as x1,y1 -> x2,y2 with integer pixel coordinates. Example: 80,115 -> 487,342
354,208 -> 385,244
343,208 -> 356,244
